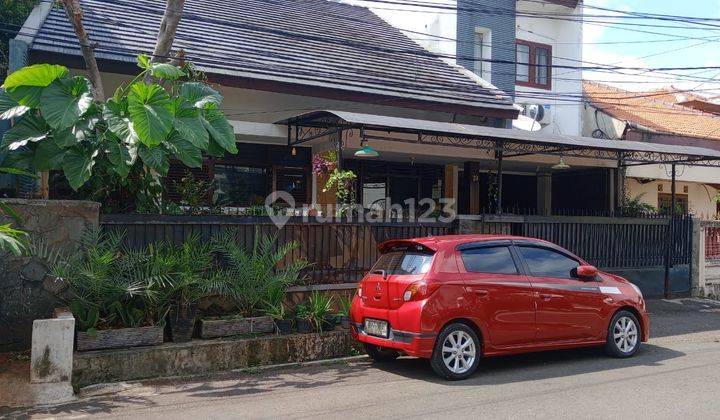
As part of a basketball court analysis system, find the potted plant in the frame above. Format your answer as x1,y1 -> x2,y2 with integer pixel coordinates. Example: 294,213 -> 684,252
263,283 -> 293,335
308,291 -> 334,333
295,303 -> 314,334
199,228 -> 309,339
153,234 -> 225,342
338,295 -> 352,329
265,301 -> 292,335
51,229 -> 165,351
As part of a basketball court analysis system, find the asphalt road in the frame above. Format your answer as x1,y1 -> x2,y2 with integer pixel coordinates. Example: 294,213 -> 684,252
7,298 -> 720,420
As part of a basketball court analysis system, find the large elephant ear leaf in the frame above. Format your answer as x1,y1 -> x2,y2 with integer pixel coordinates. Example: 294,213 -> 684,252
150,63 -> 185,80
61,148 -> 98,190
0,89 -> 30,120
2,64 -> 68,89
106,135 -> 136,178
1,114 -> 48,151
180,82 -> 222,108
166,131 -> 203,168
172,98 -> 208,149
103,98 -> 140,146
3,64 -> 69,108
40,77 -> 94,130
127,83 -> 173,147
202,106 -> 237,154
137,145 -> 169,175
33,140 -> 66,171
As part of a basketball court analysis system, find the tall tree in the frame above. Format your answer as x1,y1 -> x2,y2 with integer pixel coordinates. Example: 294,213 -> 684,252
60,0 -> 105,101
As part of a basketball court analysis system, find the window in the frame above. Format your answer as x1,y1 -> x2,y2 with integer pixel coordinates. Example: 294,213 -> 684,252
516,44 -> 530,83
474,28 -> 492,82
275,166 -> 308,204
518,246 -> 579,279
516,40 -> 552,89
658,193 -> 688,215
461,246 -> 518,274
214,164 -> 269,206
372,251 -> 434,275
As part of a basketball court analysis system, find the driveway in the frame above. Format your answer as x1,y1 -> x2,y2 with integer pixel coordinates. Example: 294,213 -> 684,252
5,298 -> 720,419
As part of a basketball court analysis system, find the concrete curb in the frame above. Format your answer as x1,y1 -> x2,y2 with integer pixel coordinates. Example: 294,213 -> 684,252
79,355 -> 370,398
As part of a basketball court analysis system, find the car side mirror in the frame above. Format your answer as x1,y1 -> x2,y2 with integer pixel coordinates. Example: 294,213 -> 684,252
573,265 -> 598,280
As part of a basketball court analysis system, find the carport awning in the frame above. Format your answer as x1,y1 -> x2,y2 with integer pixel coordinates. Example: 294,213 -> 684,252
277,110 -> 720,166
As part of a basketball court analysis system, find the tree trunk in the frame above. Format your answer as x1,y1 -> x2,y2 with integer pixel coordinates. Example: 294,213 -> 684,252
60,0 -> 105,102
150,0 -> 186,64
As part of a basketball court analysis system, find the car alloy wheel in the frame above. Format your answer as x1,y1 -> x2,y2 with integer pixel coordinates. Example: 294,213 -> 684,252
431,323 -> 481,380
613,315 -> 638,353
441,330 -> 477,374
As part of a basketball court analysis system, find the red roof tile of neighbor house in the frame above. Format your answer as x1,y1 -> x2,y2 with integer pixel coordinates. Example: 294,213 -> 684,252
583,81 -> 720,141
644,87 -> 720,115
641,86 -> 714,105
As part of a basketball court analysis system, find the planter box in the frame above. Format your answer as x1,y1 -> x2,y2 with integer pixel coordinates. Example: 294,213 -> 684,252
199,316 -> 274,339
73,330 -> 361,387
76,326 -> 164,351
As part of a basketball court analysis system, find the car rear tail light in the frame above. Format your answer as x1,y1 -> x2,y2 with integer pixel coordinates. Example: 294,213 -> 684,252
357,283 -> 363,298
403,281 -> 429,302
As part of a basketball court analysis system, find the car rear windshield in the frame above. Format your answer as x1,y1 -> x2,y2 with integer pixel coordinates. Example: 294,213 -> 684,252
372,250 -> 434,275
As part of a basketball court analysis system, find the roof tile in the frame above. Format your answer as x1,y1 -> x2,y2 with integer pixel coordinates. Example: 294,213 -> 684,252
583,81 -> 720,141
29,0 -> 515,112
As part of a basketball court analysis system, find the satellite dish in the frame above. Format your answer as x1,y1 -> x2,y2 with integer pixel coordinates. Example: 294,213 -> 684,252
524,103 -> 546,122
512,114 -> 542,131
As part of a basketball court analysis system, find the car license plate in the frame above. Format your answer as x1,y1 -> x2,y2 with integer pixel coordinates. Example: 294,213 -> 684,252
364,319 -> 388,338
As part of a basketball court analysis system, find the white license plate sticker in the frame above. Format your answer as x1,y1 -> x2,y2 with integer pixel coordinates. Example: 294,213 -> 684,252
364,319 -> 389,338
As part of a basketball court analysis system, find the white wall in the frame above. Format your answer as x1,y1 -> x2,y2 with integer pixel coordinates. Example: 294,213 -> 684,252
627,178 -> 718,218
515,0 -> 583,136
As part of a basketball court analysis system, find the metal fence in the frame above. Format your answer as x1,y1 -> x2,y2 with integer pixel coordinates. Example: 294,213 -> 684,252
101,214 -> 693,284
460,215 -> 692,269
515,216 -> 692,268
100,215 -> 456,284
705,224 -> 720,260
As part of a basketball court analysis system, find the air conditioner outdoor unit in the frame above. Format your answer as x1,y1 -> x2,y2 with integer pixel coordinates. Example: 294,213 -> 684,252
522,103 -> 552,125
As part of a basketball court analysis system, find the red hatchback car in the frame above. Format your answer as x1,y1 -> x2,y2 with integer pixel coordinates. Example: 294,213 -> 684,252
350,234 -> 649,380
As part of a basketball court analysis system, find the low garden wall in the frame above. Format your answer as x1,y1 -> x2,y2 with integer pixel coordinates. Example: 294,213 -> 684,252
72,331 -> 360,387
0,199 -> 100,351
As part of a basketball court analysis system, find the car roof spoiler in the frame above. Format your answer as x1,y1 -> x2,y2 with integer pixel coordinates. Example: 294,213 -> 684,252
378,239 -> 437,254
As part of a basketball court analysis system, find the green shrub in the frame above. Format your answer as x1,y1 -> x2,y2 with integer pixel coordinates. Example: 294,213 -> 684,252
213,228 -> 309,316
307,291 -> 333,332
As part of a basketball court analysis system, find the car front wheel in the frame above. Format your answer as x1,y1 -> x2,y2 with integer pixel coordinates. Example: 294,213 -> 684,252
605,310 -> 641,357
430,323 -> 481,380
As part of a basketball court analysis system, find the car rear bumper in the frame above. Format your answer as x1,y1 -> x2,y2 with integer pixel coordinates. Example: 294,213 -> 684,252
350,322 -> 436,358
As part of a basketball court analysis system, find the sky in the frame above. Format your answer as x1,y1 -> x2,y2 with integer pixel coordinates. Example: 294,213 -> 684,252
581,0 -> 720,94
345,0 -> 720,96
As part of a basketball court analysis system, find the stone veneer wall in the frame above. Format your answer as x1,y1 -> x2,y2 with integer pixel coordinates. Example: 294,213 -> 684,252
73,330 -> 360,387
0,199 -> 100,351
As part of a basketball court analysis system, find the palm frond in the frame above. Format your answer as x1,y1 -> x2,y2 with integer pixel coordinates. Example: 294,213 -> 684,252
0,223 -> 27,256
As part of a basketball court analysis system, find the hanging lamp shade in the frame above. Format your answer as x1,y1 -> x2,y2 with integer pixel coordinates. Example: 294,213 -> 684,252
354,145 -> 379,158
551,156 -> 570,170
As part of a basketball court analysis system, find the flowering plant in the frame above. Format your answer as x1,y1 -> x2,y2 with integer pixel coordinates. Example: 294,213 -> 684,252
312,151 -> 337,176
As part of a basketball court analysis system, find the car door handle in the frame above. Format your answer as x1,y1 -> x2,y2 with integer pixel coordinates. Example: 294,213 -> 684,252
474,290 -> 489,297
539,293 -> 553,300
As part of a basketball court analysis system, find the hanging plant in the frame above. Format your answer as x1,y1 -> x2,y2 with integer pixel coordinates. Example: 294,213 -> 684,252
311,151 -> 337,176
323,168 -> 357,210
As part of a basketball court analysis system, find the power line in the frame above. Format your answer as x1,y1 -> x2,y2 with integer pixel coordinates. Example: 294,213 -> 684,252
8,1 -> 720,106
11,0 -> 720,86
